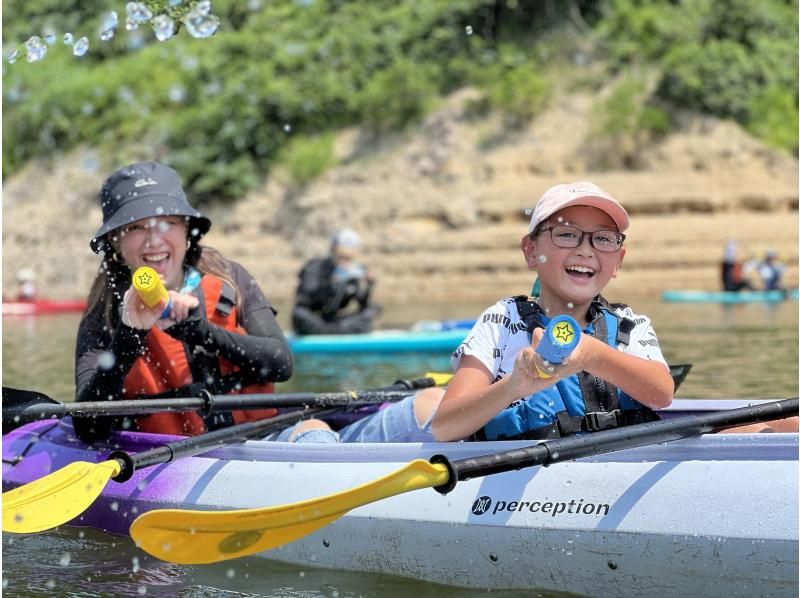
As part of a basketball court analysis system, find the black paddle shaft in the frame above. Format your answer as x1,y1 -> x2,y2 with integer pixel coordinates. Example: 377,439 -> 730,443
431,398 -> 798,494
106,377 -> 430,482
108,407 -> 342,482
2,376 -> 435,430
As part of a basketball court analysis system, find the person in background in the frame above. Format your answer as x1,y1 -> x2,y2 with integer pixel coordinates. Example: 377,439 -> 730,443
14,268 -> 38,301
74,161 -> 293,444
292,228 -> 381,335
720,239 -> 752,292
757,250 -> 785,291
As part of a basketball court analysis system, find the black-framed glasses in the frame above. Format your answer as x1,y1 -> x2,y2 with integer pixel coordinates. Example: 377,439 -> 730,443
537,225 -> 625,253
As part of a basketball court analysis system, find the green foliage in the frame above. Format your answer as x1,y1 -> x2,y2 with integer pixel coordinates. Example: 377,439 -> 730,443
277,133 -> 336,186
745,86 -> 799,153
2,0 -> 797,201
587,73 -> 671,168
658,40 -> 762,121
597,0 -> 798,152
469,44 -> 551,124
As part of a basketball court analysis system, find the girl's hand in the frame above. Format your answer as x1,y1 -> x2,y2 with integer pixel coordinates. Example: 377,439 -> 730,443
121,287 -> 165,330
155,290 -> 200,330
507,328 -> 594,399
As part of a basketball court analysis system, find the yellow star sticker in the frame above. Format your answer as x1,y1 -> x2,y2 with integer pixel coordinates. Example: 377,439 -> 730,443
138,271 -> 153,287
553,321 -> 574,344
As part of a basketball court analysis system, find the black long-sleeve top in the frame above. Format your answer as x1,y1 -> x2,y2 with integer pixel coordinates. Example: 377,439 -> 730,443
73,260 -> 293,443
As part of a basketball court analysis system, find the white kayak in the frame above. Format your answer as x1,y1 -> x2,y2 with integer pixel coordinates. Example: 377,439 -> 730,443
2,399 -> 798,597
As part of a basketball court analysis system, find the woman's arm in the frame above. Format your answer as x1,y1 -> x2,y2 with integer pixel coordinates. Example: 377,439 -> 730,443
73,312 -> 148,443
167,263 -> 293,384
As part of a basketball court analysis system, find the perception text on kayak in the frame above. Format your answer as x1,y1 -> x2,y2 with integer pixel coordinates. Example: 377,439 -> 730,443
471,495 -> 610,517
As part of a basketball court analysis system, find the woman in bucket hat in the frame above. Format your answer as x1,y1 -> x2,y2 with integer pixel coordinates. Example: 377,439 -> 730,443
73,161 -> 293,443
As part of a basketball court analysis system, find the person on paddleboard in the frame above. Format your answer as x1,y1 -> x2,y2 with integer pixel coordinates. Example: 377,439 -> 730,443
73,161 -> 293,443
291,228 -> 381,335
756,249 -> 786,291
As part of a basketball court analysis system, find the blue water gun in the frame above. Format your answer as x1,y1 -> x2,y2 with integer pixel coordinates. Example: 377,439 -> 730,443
534,315 -> 580,378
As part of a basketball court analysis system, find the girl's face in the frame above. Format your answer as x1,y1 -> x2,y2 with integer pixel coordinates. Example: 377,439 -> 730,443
113,216 -> 189,290
522,205 -> 626,309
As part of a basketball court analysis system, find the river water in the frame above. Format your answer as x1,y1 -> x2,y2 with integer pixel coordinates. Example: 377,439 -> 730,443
2,299 -> 798,596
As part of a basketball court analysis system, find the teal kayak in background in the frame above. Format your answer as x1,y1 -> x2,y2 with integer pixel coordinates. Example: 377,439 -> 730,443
662,289 -> 799,303
288,327 -> 469,354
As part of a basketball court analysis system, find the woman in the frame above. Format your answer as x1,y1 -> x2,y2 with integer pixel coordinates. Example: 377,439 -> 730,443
74,161 -> 293,443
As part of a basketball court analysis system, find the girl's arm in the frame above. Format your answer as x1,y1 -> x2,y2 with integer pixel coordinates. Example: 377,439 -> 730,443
580,336 -> 674,409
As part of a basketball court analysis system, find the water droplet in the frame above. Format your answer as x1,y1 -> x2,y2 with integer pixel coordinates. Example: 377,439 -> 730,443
126,2 -> 154,30
137,586 -> 147,595
168,85 -> 186,103
183,2 -> 220,38
132,556 -> 140,573
226,568 -> 236,578
63,33 -> 74,45
99,11 -> 119,41
24,36 -> 48,63
283,123 -> 292,133
538,255 -> 547,263
566,302 -> 573,309
110,501 -> 119,512
465,25 -> 473,35
73,37 -> 90,56
152,15 -> 176,41
59,553 -> 71,566
98,351 -> 117,370
7,49 -> 19,64
45,580 -> 56,590
44,34 -> 57,45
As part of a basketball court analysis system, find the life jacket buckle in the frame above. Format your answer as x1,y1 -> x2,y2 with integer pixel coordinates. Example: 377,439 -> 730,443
584,409 -> 623,432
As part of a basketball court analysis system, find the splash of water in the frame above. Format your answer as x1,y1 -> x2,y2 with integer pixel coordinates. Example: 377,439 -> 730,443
8,0 -> 222,65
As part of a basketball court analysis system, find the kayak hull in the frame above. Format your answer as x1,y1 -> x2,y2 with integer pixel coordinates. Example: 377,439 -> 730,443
661,289 -> 799,303
3,401 -> 798,596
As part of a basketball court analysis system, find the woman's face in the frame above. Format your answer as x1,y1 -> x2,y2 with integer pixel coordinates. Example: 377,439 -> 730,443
112,216 -> 189,290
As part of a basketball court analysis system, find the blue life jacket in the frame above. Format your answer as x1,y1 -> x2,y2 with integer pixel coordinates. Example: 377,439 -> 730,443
478,296 -> 659,441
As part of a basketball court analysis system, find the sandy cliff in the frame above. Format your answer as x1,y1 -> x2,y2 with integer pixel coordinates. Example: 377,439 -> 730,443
3,88 -> 797,308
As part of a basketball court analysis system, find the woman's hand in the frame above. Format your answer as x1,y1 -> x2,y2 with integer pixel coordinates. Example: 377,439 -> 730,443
155,290 -> 200,330
121,287 -> 166,330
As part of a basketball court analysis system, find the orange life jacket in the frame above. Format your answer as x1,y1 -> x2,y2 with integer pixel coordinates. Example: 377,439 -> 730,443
122,274 -> 277,435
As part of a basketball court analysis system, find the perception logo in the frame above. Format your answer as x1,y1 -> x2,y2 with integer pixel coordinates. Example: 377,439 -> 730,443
472,496 -> 492,515
471,495 -> 610,517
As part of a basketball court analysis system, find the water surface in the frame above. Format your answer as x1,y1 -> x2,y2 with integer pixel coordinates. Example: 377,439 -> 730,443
2,299 -> 797,596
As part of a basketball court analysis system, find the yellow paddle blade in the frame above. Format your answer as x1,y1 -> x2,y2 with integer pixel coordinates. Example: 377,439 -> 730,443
424,372 -> 452,386
131,459 -> 450,564
2,460 -> 121,534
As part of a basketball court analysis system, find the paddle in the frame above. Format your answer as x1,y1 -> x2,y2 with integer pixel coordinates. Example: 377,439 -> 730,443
2,377 -> 440,535
129,397 -> 798,565
2,372 -> 452,432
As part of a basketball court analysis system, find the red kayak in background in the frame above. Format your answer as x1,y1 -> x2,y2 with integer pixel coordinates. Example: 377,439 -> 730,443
2,299 -> 86,316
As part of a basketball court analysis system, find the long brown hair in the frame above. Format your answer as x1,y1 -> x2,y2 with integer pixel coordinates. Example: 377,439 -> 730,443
84,237 -> 241,332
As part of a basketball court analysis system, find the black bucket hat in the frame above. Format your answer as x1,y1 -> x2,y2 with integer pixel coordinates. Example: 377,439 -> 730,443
90,161 -> 211,253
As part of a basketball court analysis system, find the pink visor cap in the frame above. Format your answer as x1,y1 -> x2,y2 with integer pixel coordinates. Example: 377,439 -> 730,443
528,181 -> 630,234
